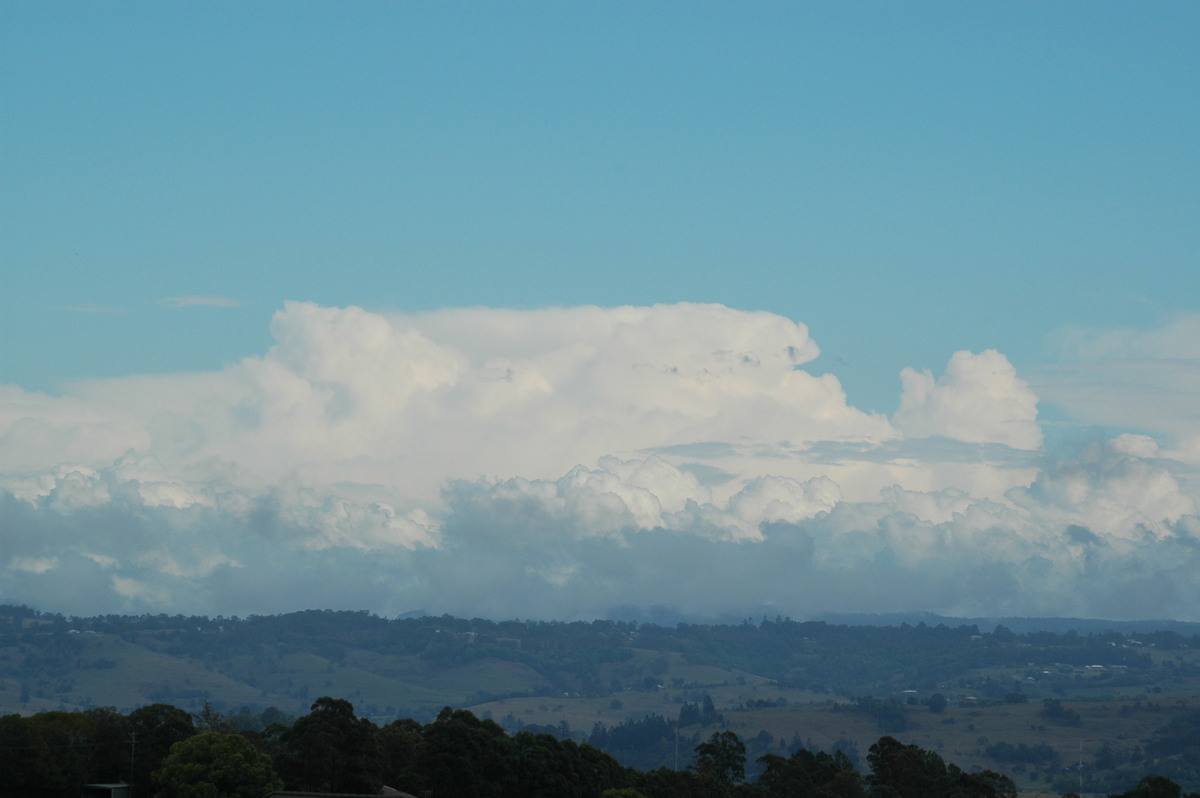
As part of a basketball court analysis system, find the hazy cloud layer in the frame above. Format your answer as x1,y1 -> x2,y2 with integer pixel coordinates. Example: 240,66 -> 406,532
1035,314 -> 1200,457
3,303 -> 1198,621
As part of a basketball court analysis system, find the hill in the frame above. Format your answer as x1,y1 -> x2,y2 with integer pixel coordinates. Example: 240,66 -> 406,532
2,605 -> 1198,794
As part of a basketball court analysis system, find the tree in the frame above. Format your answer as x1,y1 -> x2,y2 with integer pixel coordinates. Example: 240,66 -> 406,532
193,700 -> 234,733
153,731 -> 283,798
1108,775 -> 1184,798
636,766 -> 732,798
0,713 -> 53,797
758,748 -> 865,798
867,736 -> 950,798
84,707 -> 131,784
693,730 -> 746,785
378,717 -> 425,789
409,707 -> 518,798
867,737 -> 1019,798
955,768 -> 1017,798
513,731 -> 587,798
26,711 -> 99,794
128,703 -> 196,796
279,696 -> 382,793
1039,698 -> 1081,726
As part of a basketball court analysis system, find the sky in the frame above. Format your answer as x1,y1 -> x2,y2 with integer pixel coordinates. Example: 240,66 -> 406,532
2,2 -> 1199,622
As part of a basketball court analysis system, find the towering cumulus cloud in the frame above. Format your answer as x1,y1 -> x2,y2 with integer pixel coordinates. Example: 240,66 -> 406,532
1,303 -> 1198,621
895,350 -> 1042,450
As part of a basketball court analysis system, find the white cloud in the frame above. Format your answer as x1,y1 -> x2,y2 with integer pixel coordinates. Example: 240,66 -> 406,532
1055,314 -> 1200,362
1034,313 -> 1200,444
10,557 -> 57,574
0,386 -> 151,476
2,302 -> 1199,621
894,349 -> 1043,450
58,300 -> 890,497
1012,437 -> 1197,542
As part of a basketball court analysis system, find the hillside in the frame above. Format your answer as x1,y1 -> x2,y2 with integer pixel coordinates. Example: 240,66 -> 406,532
2,605 -> 1198,794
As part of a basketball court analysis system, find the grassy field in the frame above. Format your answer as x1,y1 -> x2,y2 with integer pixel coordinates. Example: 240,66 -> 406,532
471,688 -> 1196,795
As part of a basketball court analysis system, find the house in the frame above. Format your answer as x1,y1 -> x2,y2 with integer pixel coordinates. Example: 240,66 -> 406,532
80,785 -> 130,798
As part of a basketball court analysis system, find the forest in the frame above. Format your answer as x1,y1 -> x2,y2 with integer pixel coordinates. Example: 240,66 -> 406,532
1,695 -> 1197,798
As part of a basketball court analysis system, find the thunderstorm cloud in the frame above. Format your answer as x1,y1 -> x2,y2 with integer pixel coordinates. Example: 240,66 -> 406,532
2,303 -> 1198,621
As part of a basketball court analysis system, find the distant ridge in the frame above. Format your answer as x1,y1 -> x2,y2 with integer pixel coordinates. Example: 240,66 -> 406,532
808,610 -> 1200,636
604,603 -> 1200,635
9,598 -> 1200,636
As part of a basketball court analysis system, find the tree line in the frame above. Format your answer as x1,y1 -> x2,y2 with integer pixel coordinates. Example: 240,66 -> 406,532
1,696 -> 1196,798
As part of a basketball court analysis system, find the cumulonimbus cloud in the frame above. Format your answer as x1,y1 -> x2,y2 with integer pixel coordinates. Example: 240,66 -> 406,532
1,302 -> 1198,621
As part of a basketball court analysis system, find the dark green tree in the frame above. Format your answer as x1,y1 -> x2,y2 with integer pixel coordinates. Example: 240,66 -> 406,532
26,711 -> 98,796
127,703 -> 196,795
409,707 -> 518,798
514,731 -> 586,798
954,768 -> 1017,798
0,713 -> 53,797
192,700 -> 234,733
84,707 -> 131,784
636,766 -> 732,798
153,731 -> 283,798
378,716 -> 425,790
867,737 -> 1018,798
1108,775 -> 1184,798
867,736 -> 951,798
1039,698 -> 1081,726
693,731 -> 747,785
758,748 -> 865,798
279,696 -> 382,793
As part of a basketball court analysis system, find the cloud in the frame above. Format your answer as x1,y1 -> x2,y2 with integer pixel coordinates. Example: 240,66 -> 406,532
106,301 -> 892,496
158,295 -> 242,308
2,302 -> 1199,621
5,446 -> 1197,621
894,349 -> 1043,450
1033,313 -> 1200,448
0,386 -> 151,475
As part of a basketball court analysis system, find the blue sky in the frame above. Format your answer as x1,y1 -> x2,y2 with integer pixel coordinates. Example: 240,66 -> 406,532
6,1 -> 1197,409
2,3 -> 1199,621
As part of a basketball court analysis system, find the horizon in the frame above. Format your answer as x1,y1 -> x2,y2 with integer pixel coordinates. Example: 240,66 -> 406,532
3,2 -> 1199,622
8,601 -> 1200,638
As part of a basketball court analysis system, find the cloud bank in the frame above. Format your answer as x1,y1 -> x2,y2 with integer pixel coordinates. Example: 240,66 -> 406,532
3,303 -> 1198,621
